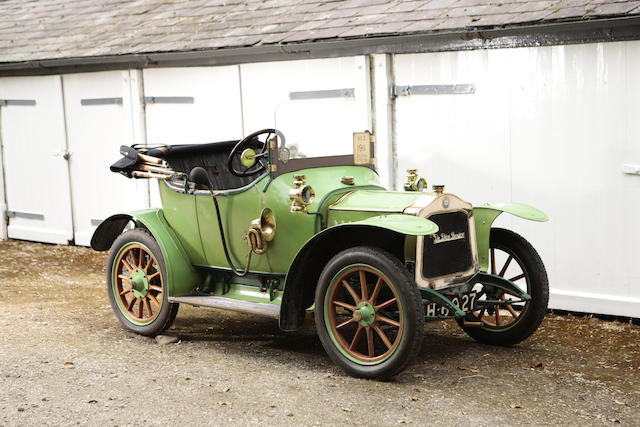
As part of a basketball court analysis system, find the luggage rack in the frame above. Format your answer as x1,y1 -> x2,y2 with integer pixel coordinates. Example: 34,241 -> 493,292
110,145 -> 183,180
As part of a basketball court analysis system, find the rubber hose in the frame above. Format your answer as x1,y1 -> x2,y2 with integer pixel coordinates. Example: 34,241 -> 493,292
212,194 -> 250,277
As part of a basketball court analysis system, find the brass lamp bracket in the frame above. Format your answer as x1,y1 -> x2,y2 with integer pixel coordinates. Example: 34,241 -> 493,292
404,169 -> 427,192
289,174 -> 315,213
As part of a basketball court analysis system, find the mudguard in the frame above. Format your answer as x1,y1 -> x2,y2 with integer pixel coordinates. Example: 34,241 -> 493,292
344,214 -> 439,235
473,203 -> 549,271
90,209 -> 201,296
279,216 -> 437,331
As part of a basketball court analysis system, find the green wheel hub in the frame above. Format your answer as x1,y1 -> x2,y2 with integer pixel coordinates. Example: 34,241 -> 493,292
353,301 -> 376,327
130,268 -> 149,299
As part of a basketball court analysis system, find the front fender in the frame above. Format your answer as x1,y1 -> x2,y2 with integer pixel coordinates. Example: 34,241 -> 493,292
280,221 -> 421,331
90,209 -> 200,297
473,203 -> 549,271
344,214 -> 439,236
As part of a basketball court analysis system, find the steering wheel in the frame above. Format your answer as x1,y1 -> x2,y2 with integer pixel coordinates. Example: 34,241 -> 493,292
227,128 -> 277,177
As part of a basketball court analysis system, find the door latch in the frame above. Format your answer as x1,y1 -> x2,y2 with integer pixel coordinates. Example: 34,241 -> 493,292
53,149 -> 71,160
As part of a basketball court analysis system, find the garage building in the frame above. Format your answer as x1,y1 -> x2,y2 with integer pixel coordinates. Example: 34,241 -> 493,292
1,0 -> 639,317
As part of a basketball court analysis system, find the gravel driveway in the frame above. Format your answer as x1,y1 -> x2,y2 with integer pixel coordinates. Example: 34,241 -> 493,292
1,240 -> 638,426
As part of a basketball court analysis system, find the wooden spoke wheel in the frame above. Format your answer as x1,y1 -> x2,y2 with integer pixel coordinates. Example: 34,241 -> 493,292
459,228 -> 549,346
469,244 -> 530,329
315,247 -> 424,380
106,229 -> 179,336
114,244 -> 163,324
327,266 -> 403,363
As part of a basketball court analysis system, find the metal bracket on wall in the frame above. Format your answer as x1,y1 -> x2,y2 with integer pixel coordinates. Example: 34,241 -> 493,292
143,96 -> 194,104
393,84 -> 475,96
0,99 -> 36,106
5,210 -> 44,220
80,97 -> 123,106
289,88 -> 355,100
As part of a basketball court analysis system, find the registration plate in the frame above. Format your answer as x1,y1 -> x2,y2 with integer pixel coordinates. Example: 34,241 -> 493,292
426,290 -> 478,317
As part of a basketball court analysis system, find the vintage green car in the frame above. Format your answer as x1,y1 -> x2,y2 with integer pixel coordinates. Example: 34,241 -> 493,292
91,129 -> 549,379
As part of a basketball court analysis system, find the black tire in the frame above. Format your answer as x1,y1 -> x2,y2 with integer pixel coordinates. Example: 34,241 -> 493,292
458,228 -> 548,346
314,246 -> 424,380
106,228 -> 179,336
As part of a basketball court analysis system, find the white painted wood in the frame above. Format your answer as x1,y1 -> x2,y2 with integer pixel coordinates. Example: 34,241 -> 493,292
62,70 -> 149,246
143,66 -> 244,206
0,116 -> 7,240
394,41 -> 640,317
143,66 -> 243,145
394,50 -> 511,202
0,75 -> 73,244
371,54 -> 394,189
240,56 -> 372,159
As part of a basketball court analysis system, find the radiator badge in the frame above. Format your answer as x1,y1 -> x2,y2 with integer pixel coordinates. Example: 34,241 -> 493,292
431,231 -> 465,244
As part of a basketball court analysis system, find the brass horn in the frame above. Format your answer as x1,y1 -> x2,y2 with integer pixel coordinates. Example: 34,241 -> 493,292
246,208 -> 276,254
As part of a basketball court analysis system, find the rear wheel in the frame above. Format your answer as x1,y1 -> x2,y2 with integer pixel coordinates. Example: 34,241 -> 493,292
107,229 -> 178,336
315,247 -> 424,379
458,228 -> 548,346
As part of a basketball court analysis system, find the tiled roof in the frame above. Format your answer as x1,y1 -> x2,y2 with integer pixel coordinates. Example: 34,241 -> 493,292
1,0 -> 639,63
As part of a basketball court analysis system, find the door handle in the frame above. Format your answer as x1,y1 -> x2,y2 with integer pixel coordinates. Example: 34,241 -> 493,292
622,164 -> 640,175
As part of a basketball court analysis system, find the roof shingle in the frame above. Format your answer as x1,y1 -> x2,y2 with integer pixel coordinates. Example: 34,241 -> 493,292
0,0 -> 639,64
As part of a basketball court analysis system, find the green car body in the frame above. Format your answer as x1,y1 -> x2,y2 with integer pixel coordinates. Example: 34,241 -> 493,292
92,130 -> 550,379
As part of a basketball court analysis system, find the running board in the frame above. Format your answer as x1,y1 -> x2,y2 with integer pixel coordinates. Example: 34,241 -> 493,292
168,296 -> 280,319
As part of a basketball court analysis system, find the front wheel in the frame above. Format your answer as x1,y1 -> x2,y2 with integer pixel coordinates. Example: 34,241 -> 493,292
315,247 -> 424,380
106,229 -> 179,336
458,228 -> 549,346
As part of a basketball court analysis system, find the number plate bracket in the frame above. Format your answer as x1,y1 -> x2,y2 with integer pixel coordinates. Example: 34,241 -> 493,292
421,287 -> 466,320
421,272 -> 531,322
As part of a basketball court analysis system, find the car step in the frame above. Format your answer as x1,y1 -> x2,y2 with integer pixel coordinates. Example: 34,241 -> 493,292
168,295 -> 280,319
462,320 -> 483,327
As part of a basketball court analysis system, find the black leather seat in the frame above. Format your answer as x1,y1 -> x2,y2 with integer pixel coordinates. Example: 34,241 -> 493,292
147,140 -> 261,191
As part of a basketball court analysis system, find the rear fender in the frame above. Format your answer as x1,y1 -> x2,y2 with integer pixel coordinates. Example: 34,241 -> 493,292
473,203 -> 549,271
91,209 -> 200,296
279,218 -> 434,331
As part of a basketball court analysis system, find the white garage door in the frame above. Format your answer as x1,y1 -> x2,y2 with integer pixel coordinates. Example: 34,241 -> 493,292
0,76 -> 73,244
394,50 -> 510,202
62,70 -> 149,246
240,56 -> 371,158
143,66 -> 244,206
143,66 -> 243,146
394,42 -> 640,317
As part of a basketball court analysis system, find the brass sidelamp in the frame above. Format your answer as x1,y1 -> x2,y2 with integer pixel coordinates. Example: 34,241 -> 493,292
289,174 -> 315,213
404,169 -> 427,192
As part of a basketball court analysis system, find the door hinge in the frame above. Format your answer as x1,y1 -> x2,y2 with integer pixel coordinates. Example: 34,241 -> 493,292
289,88 -> 354,100
393,84 -> 476,97
0,99 -> 36,106
80,97 -> 123,106
5,210 -> 45,220
143,96 -> 194,104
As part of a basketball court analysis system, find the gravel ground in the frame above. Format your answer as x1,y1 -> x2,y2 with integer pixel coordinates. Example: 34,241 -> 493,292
0,239 -> 638,426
